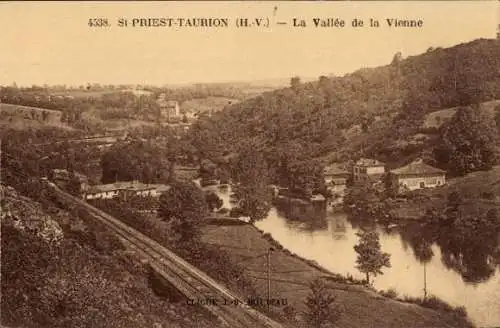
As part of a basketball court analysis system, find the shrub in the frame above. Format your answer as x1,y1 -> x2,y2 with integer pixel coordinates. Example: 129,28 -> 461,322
379,288 -> 398,299
304,278 -> 342,327
400,295 -> 469,318
217,207 -> 229,214
229,207 -> 245,218
481,191 -> 495,200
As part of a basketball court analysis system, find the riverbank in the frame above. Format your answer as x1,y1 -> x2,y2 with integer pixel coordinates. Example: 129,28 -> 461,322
201,220 -> 475,328
388,165 -> 500,220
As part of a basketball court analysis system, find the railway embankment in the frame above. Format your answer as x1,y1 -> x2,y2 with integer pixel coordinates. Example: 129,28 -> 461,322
0,184 -> 221,328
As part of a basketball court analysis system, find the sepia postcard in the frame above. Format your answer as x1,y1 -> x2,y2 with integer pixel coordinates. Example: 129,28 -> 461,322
0,1 -> 499,328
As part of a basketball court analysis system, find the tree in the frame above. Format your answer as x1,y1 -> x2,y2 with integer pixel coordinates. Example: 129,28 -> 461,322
304,278 -> 341,328
67,172 -> 83,197
287,159 -> 324,199
158,180 -> 208,244
290,76 -> 301,90
495,104 -> 500,134
344,178 -> 390,222
443,191 -> 462,224
412,238 -> 434,299
205,191 -> 223,212
199,158 -> 218,181
353,230 -> 391,285
232,142 -> 272,223
100,141 -> 172,184
437,105 -> 498,175
391,51 -> 402,65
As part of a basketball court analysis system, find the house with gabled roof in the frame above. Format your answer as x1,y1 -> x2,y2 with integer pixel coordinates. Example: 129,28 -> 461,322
390,158 -> 446,193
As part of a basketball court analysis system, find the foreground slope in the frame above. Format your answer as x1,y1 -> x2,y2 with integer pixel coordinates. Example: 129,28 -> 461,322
0,185 -> 220,328
202,223 -> 475,328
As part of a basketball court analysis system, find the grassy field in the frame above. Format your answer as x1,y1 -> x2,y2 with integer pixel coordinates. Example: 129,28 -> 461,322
0,103 -> 72,130
180,96 -> 240,114
423,99 -> 500,129
200,223 -> 474,328
49,89 -> 116,98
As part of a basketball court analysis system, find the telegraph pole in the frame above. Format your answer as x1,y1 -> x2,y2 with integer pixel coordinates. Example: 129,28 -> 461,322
423,262 -> 427,300
267,247 -> 274,312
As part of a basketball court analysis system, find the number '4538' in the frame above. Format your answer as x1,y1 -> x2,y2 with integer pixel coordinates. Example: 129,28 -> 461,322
88,18 -> 109,27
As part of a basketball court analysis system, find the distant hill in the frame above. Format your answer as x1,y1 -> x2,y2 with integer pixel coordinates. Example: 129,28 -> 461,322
188,38 -> 500,168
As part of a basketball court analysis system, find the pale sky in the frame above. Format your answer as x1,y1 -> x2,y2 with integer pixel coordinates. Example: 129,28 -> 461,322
0,1 -> 498,86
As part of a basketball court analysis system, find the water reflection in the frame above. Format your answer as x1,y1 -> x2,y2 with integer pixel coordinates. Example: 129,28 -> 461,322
264,201 -> 500,327
208,184 -> 500,327
395,221 -> 499,285
275,198 -> 328,232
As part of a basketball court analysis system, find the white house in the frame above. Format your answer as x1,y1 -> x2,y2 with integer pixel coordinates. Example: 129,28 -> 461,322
390,158 -> 446,193
84,181 -> 170,200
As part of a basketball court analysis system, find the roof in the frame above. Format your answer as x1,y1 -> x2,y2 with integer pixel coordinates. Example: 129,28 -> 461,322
87,181 -> 169,194
323,164 -> 349,176
148,184 -> 171,193
158,99 -> 178,106
355,158 -> 385,167
330,178 -> 347,185
391,159 -> 445,176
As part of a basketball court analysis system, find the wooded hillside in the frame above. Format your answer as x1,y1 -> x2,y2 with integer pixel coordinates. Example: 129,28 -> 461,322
188,39 -> 500,175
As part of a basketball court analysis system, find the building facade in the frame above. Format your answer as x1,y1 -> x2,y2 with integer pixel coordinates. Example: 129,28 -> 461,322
390,159 -> 446,193
84,181 -> 170,200
352,158 -> 386,181
157,94 -> 180,119
323,164 -> 350,204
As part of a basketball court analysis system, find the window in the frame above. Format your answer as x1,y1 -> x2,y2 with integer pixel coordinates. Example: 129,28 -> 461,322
420,182 -> 425,188
427,177 -> 438,185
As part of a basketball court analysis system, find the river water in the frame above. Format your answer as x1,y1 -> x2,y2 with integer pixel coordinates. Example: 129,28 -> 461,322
208,184 -> 500,328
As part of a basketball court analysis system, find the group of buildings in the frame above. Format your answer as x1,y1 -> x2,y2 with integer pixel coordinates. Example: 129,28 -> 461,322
52,169 -> 171,201
323,157 -> 446,203
83,181 -> 171,201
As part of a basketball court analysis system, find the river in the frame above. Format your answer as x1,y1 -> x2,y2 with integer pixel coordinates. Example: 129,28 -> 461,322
208,184 -> 500,328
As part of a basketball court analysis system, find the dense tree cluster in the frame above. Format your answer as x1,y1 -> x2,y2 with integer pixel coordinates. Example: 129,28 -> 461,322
100,140 -> 173,184
435,105 -> 499,175
344,178 -> 392,222
1,128 -> 101,195
157,180 -> 208,244
231,142 -> 273,222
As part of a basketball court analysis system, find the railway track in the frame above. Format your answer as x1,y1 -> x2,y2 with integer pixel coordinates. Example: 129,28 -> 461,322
51,184 -> 284,328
